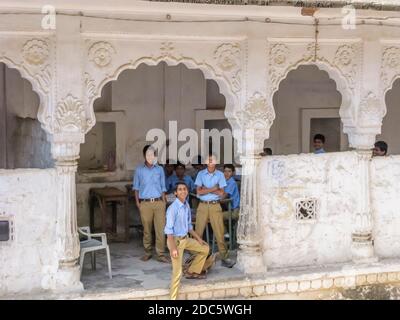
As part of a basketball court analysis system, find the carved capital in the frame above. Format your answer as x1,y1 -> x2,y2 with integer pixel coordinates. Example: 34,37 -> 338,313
236,93 -> 275,154
54,95 -> 88,134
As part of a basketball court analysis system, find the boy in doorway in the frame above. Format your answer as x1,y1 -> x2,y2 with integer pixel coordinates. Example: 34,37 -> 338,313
166,162 -> 195,194
133,145 -> 170,263
195,154 -> 235,268
313,134 -> 326,154
373,141 -> 388,157
165,181 -> 209,300
222,164 -> 240,221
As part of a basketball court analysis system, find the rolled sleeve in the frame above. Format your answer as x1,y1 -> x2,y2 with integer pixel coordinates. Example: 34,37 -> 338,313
164,206 -> 175,235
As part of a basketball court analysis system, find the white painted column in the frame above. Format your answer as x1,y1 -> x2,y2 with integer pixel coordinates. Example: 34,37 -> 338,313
235,91 -> 274,274
351,149 -> 377,263
237,149 -> 265,274
52,134 -> 84,292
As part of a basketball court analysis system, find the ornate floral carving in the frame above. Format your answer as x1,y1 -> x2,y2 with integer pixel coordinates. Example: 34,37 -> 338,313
55,94 -> 86,133
84,72 -> 96,102
22,39 -> 49,65
303,42 -> 320,61
333,44 -> 358,90
235,92 -> 275,130
160,42 -> 175,58
358,91 -> 385,126
88,41 -> 116,67
334,44 -> 354,66
381,46 -> 400,89
269,43 -> 290,94
382,46 -> 400,68
270,43 -> 289,66
214,43 -> 242,94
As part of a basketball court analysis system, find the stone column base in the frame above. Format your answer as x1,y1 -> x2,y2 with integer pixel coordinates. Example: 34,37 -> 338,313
237,244 -> 266,275
54,265 -> 84,293
351,237 -> 378,264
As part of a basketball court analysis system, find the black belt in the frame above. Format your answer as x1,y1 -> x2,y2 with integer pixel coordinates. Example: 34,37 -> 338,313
140,197 -> 163,202
200,200 -> 220,204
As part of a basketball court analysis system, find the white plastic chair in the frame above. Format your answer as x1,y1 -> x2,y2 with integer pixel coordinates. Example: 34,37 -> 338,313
78,226 -> 112,279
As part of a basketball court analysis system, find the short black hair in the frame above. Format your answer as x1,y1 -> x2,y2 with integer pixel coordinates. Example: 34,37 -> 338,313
143,145 -> 155,157
174,162 -> 186,170
175,181 -> 188,192
313,134 -> 325,144
374,141 -> 388,155
224,164 -> 235,172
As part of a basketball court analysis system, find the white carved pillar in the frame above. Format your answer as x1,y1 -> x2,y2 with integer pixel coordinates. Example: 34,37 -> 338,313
351,149 -> 377,263
52,133 -> 84,292
347,92 -> 384,263
235,93 -> 274,274
237,149 -> 265,274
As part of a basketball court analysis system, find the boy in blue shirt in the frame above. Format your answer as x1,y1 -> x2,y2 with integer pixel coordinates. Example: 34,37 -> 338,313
222,164 -> 240,221
133,145 -> 169,263
165,181 -> 209,300
195,154 -> 235,268
166,162 -> 195,194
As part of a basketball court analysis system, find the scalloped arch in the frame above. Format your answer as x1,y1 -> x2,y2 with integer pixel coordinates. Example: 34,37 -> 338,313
271,60 -> 354,127
88,56 -> 241,136
0,57 -> 50,133
382,76 -> 400,120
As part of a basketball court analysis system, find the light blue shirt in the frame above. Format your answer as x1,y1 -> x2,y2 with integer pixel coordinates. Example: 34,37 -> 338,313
166,175 -> 195,193
164,198 -> 193,236
194,168 -> 227,201
224,177 -> 240,209
133,163 -> 167,199
314,148 -> 326,154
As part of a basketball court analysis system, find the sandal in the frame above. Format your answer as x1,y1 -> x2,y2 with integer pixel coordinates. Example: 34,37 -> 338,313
140,254 -> 152,262
157,255 -> 171,263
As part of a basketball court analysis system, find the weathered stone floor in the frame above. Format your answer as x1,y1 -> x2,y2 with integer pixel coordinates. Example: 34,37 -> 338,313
81,236 -> 243,294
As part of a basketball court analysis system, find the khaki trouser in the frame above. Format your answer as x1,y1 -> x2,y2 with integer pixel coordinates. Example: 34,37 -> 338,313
139,200 -> 166,257
195,202 -> 228,260
168,236 -> 209,300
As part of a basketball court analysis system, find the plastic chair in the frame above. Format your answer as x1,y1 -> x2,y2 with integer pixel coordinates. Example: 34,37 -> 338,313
78,226 -> 112,279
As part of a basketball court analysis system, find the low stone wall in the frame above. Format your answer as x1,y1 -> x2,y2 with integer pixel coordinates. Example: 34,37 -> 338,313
0,169 -> 59,295
258,151 -> 358,269
371,155 -> 400,259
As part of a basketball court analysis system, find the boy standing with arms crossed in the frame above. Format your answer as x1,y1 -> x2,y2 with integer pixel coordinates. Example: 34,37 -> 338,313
165,182 -> 209,300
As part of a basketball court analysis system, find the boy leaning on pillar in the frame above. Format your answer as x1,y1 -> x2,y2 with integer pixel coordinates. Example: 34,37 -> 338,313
164,181 -> 210,300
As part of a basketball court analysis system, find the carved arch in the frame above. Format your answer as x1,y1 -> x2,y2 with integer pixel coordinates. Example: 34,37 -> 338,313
271,60 -> 354,128
85,55 -> 241,138
0,56 -> 51,133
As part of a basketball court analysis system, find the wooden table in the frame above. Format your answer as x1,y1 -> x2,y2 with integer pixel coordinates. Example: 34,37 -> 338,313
89,187 -> 129,242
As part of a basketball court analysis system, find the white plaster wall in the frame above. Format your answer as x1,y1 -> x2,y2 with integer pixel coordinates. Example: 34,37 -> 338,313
0,169 -> 59,295
258,152 -> 359,269
371,156 -> 400,258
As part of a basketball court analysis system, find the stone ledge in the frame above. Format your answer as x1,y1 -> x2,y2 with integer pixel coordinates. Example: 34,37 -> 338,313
4,259 -> 400,300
